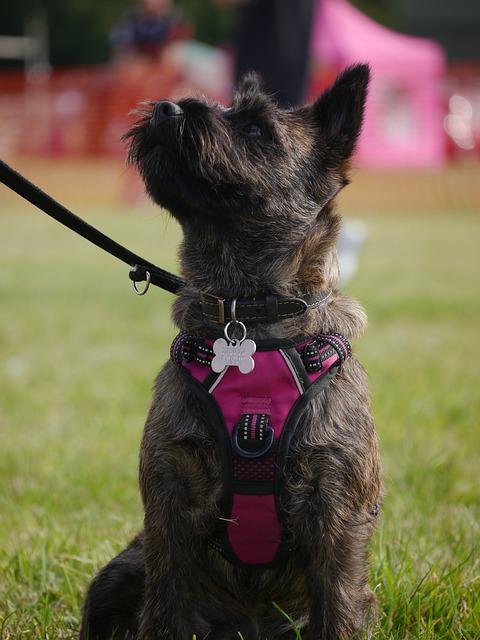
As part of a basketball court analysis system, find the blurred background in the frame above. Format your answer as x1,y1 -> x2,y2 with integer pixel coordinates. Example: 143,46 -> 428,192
0,1 -> 479,638
1,0 -> 480,205
0,0 -> 479,208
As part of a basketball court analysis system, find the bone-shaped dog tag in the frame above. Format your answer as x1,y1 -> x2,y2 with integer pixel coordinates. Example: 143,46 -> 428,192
211,337 -> 256,374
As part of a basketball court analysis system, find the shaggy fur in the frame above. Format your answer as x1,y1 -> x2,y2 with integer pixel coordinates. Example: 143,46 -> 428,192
80,65 -> 382,640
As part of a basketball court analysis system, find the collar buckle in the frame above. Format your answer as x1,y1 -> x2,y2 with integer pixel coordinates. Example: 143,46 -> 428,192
203,293 -> 226,324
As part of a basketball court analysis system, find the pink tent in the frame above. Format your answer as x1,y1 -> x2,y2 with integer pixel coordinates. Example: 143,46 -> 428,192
311,0 -> 447,167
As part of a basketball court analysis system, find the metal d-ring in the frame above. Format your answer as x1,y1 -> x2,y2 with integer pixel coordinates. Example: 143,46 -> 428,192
223,299 -> 246,342
132,270 -> 151,295
230,298 -> 237,322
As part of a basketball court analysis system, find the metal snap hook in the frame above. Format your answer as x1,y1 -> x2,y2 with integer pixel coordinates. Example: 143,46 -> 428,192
132,270 -> 151,295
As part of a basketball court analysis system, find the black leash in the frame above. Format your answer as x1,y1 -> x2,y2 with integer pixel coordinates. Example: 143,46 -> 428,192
0,159 -> 333,322
0,159 -> 186,295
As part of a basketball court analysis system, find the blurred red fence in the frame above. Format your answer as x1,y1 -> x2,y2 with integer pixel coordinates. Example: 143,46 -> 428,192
0,61 -> 186,158
0,58 -> 479,163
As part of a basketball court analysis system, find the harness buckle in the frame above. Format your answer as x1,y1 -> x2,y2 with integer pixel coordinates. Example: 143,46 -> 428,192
232,414 -> 274,458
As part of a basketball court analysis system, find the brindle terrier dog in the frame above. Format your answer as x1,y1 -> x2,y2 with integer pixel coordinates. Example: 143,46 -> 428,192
80,64 -> 382,640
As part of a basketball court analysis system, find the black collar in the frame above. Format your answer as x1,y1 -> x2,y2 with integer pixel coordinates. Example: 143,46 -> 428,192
200,290 -> 332,324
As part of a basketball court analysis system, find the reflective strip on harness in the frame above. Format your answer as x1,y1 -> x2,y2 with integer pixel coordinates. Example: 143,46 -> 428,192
171,332 -> 351,566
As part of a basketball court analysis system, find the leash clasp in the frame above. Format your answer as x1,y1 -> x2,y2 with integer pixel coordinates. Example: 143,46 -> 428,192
130,265 -> 151,295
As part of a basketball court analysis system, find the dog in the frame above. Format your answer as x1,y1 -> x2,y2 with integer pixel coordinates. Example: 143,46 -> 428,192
80,64 -> 382,640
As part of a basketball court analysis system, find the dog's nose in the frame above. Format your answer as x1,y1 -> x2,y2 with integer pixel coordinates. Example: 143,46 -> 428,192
152,101 -> 183,122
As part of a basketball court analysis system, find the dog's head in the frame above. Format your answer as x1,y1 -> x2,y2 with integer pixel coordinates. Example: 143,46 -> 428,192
126,65 -> 369,295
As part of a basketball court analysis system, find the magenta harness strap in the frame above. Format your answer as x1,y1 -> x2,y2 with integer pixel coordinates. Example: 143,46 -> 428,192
170,331 -> 351,567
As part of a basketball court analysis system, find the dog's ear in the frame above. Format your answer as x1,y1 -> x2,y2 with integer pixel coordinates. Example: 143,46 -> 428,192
313,64 -> 370,164
236,71 -> 265,97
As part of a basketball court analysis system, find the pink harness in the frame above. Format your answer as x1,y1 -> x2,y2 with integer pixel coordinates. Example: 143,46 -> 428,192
171,331 -> 351,567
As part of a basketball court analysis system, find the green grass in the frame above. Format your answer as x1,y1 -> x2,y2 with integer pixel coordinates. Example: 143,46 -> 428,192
0,205 -> 479,639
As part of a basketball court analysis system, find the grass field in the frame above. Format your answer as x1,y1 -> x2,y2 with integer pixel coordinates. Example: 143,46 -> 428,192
0,203 -> 479,639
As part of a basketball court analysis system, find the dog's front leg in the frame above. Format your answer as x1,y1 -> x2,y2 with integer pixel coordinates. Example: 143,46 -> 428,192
137,421 -> 218,640
139,539 -> 194,638
137,503 -> 201,640
304,521 -> 377,640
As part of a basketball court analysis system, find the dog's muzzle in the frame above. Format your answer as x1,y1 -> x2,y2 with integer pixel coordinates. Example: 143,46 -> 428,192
151,101 -> 184,125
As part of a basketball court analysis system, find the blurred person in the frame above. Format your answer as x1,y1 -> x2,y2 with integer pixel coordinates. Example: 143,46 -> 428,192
215,0 -> 315,107
110,0 -> 192,60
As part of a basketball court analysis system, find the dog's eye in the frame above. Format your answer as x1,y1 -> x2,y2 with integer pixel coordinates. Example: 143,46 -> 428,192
245,123 -> 263,138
